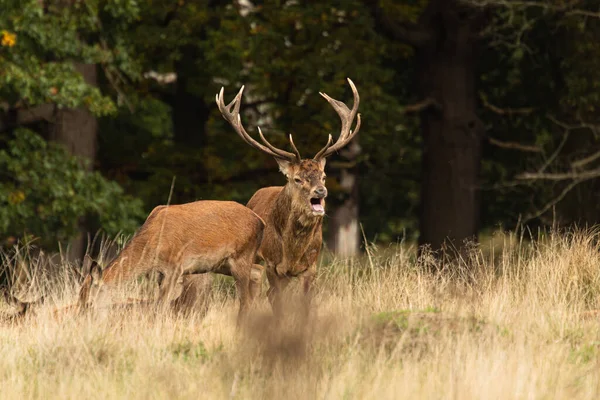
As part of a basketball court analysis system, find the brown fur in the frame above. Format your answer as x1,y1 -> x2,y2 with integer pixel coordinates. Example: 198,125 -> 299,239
171,274 -> 213,317
247,159 -> 327,320
78,200 -> 265,325
218,79 -> 360,321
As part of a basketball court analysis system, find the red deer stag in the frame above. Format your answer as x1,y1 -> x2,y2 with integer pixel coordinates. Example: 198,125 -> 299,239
216,78 -> 361,320
78,201 -> 265,325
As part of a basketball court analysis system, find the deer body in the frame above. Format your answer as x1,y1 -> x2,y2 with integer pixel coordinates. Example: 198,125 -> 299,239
217,78 -> 361,319
247,186 -> 322,277
78,200 -> 265,324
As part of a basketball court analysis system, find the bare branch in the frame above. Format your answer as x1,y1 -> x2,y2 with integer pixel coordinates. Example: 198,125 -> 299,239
546,115 -> 577,130
567,9 -> 600,19
480,92 -> 535,115
522,178 -> 584,223
492,109 -> 600,223
537,129 -> 568,174
517,168 -> 600,181
487,137 -> 542,152
466,0 -> 594,15
571,149 -> 600,169
400,97 -> 442,114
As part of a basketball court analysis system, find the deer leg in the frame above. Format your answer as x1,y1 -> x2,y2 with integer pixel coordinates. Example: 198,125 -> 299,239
230,257 -> 264,326
233,273 -> 251,327
248,264 -> 264,306
266,268 -> 290,321
301,270 -> 316,321
157,270 -> 182,307
171,274 -> 213,316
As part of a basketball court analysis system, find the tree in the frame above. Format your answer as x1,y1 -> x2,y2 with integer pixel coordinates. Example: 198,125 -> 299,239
467,0 -> 600,228
0,129 -> 143,250
132,1 -> 238,148
50,63 -> 99,260
0,0 -> 144,251
371,0 -> 487,254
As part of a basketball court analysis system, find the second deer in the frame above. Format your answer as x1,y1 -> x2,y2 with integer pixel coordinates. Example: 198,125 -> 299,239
78,200 -> 265,325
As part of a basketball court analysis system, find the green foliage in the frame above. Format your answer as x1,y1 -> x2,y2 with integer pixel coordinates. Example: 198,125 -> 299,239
0,129 -> 144,248
0,0 -> 140,115
168,339 -> 212,363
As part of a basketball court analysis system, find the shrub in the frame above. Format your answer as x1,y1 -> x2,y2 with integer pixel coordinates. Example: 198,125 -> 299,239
0,129 -> 144,249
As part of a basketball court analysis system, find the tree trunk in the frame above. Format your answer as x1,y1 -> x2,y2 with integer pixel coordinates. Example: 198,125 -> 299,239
327,140 -> 361,257
417,1 -> 483,253
49,63 -> 98,262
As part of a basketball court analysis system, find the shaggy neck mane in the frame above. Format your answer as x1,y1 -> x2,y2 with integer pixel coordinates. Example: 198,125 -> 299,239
272,184 -> 322,233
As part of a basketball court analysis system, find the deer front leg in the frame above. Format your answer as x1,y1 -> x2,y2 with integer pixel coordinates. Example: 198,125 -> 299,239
300,265 -> 317,321
266,268 -> 290,321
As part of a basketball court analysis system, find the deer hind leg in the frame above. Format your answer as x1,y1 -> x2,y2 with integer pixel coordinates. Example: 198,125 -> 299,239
266,268 -> 290,321
249,264 -> 264,306
234,274 -> 251,327
229,260 -> 264,327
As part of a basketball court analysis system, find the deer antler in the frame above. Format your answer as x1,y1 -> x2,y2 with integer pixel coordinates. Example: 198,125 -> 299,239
314,78 -> 361,160
216,86 -> 300,162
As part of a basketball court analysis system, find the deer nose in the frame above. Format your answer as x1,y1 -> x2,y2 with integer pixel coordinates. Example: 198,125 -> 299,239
314,186 -> 327,198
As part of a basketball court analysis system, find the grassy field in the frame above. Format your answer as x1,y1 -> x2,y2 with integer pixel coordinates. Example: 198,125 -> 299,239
2,229 -> 600,399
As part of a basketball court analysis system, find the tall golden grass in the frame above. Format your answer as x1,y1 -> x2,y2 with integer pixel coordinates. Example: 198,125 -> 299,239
2,229 -> 600,399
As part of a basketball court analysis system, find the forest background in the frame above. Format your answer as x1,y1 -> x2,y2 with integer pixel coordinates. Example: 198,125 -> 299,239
2,0 -> 600,261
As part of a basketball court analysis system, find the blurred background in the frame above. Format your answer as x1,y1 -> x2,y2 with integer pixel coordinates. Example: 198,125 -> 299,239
1,0 -> 599,261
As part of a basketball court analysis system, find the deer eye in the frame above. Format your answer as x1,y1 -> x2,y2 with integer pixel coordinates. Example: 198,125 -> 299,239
322,176 -> 326,182
294,177 -> 302,184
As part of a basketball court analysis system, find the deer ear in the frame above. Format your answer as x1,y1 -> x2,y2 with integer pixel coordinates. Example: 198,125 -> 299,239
275,158 -> 293,177
90,262 -> 103,283
82,254 -> 93,277
317,158 -> 326,170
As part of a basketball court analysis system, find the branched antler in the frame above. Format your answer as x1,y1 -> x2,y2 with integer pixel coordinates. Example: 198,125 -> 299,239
314,78 -> 362,160
216,86 -> 300,162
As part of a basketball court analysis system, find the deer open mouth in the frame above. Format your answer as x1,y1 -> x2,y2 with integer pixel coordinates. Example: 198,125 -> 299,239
310,197 -> 325,215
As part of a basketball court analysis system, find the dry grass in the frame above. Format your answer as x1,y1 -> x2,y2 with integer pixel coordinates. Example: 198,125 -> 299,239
2,229 -> 600,399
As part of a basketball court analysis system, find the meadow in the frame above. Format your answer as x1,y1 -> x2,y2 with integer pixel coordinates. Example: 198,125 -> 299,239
1,229 -> 600,399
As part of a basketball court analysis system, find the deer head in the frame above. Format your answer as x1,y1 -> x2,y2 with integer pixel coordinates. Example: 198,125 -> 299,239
216,78 -> 361,217
79,257 -> 106,307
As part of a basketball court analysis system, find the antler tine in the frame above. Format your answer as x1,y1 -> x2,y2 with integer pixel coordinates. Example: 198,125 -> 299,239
313,134 -> 333,160
216,86 -> 298,162
257,127 -> 299,160
314,78 -> 361,160
216,86 -> 254,149
289,134 -> 302,160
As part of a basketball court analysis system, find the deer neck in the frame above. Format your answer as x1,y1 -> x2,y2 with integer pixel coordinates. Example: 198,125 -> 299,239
273,184 -> 322,238
101,240 -> 146,283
